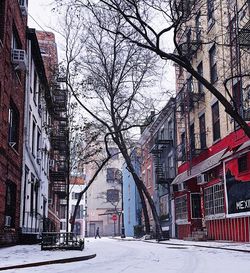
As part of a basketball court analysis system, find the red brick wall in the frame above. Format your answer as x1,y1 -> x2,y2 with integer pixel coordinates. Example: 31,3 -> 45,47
0,0 -> 27,245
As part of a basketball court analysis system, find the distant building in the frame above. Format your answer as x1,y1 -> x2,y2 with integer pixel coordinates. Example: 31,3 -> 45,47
0,0 -> 27,245
60,176 -> 86,239
138,98 -> 177,238
86,145 -> 124,237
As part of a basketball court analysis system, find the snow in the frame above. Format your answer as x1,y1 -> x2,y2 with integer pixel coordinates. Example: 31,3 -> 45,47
1,238 -> 250,273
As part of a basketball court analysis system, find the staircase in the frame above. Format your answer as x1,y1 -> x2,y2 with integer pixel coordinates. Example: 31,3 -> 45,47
184,229 -> 208,241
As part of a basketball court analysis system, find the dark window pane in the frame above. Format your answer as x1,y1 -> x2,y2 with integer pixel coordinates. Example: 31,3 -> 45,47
212,102 -> 220,141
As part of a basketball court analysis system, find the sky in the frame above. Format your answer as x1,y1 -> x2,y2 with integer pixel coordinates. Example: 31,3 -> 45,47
1,238 -> 250,273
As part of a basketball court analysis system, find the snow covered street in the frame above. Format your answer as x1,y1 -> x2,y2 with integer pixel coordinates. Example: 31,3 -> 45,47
1,238 -> 250,273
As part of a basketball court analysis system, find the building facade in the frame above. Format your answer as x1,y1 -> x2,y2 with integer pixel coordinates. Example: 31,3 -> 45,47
36,31 -> 69,233
20,28 -> 53,242
0,0 -> 27,245
86,145 -> 124,237
172,0 -> 250,241
60,176 -> 86,238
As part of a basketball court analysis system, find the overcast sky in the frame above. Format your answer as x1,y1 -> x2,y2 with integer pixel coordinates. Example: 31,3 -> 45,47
27,1 -> 175,95
28,0 -> 56,30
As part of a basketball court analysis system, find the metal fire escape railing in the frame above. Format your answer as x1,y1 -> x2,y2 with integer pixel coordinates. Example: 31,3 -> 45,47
150,139 -> 174,184
50,86 -> 69,198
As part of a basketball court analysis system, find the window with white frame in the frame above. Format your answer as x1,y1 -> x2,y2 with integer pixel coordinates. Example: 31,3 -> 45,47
8,102 -> 20,151
204,184 -> 224,216
175,195 -> 188,220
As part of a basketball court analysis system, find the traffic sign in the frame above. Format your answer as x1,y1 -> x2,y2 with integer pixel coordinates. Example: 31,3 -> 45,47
112,214 -> 117,221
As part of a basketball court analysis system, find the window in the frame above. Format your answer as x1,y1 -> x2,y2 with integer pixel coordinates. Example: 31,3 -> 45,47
187,77 -> 193,93
31,120 -> 36,155
207,0 -> 215,26
168,120 -> 173,140
197,62 -> 204,93
72,192 -> 82,200
191,193 -> 201,218
204,184 -> 224,216
212,102 -> 220,141
199,114 -> 206,149
5,181 -> 16,227
71,205 -> 83,219
238,154 -> 248,173
37,129 -> 41,163
60,221 -> 66,230
159,195 -> 169,219
179,132 -> 186,161
175,195 -> 188,220
11,27 -> 21,49
8,103 -> 20,151
232,80 -> 242,109
108,147 -> 119,160
34,179 -> 39,218
60,205 -> 67,219
190,124 -> 195,154
209,45 -> 217,83
30,174 -> 35,214
33,71 -> 38,103
106,168 -> 122,183
107,189 -> 119,203
195,12 -> 201,42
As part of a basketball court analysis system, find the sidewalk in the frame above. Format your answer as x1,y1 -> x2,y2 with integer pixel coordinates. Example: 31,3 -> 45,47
0,244 -> 96,271
118,237 -> 250,253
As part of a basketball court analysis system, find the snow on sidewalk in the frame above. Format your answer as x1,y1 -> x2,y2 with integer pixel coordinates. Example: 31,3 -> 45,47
0,243 -> 95,268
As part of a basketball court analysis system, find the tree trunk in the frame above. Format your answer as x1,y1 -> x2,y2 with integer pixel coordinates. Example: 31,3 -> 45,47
136,186 -> 151,234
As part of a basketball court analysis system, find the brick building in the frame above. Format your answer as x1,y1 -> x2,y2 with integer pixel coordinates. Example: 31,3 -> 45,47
172,0 -> 250,241
0,0 -> 27,245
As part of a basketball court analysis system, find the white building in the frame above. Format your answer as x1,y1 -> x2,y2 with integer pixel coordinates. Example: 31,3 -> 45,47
86,146 -> 124,237
20,28 -> 52,241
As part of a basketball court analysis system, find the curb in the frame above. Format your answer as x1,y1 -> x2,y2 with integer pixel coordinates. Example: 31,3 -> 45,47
143,240 -> 250,253
0,254 -> 96,271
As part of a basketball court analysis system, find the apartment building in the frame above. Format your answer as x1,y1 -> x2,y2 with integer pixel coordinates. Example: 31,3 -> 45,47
19,28 -> 53,242
36,31 -> 69,233
172,0 -> 250,241
0,0 -> 27,245
86,145 -> 124,237
138,99 -> 177,237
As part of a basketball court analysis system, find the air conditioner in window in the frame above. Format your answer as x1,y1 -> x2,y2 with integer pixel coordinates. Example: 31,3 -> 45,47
11,49 -> 27,71
5,216 -> 12,227
197,173 -> 209,185
19,0 -> 28,16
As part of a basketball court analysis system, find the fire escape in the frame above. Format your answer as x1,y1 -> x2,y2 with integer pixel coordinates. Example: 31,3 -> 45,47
50,85 -> 69,199
150,138 -> 174,184
227,0 -> 250,121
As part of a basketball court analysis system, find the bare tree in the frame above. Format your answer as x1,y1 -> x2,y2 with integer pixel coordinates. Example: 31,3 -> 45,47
56,6 -> 167,237
55,0 -> 250,137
